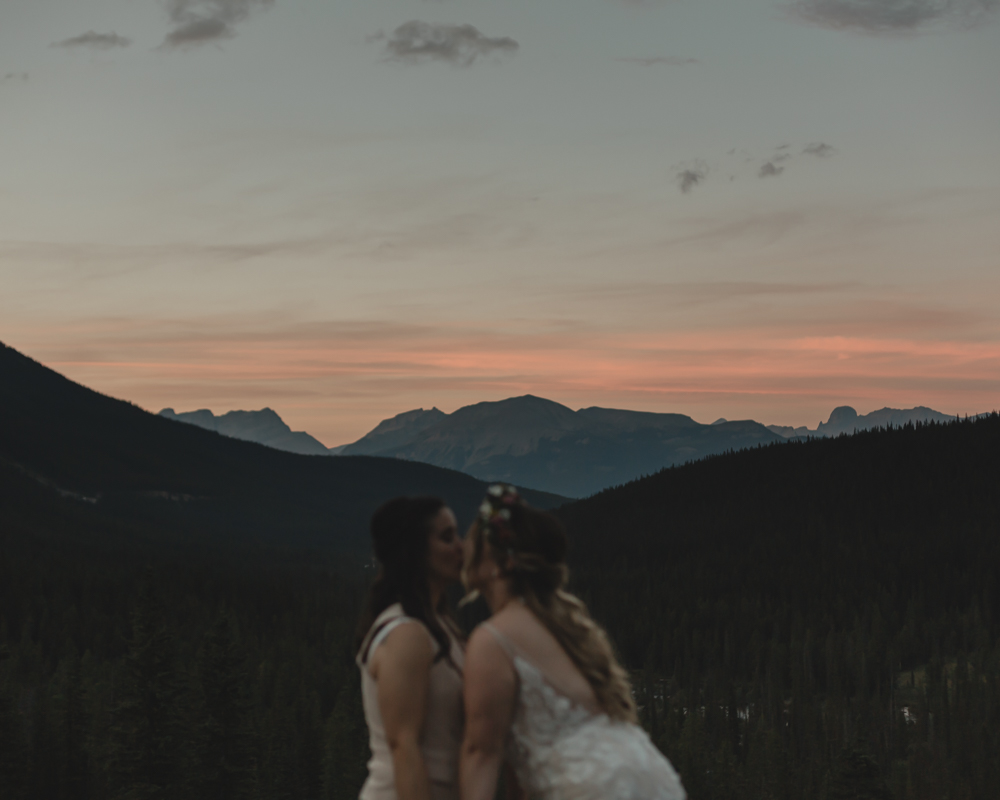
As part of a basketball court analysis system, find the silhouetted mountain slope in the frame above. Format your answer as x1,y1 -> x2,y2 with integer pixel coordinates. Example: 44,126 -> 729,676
559,414 -> 1000,666
0,343 -> 564,549
553,415 -> 1000,797
159,407 -> 331,456
346,395 -> 782,497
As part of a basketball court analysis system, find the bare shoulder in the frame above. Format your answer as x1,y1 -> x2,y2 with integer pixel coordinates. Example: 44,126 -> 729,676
466,622 -> 508,666
486,602 -> 546,646
370,619 -> 434,678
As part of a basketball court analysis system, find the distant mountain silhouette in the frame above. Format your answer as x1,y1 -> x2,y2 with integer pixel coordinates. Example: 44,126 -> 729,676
339,407 -> 446,456
766,405 -> 956,439
337,395 -> 782,497
158,393 -> 964,498
0,342 -> 564,550
159,407 -> 331,456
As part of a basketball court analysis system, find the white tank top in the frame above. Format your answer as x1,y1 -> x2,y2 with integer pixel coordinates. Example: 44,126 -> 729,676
356,603 -> 464,800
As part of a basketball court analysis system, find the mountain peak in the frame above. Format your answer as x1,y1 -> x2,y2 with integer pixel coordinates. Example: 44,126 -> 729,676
827,406 -> 859,425
159,407 -> 330,456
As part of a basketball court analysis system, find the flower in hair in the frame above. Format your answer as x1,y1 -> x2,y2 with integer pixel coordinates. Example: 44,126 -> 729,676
479,484 -> 521,546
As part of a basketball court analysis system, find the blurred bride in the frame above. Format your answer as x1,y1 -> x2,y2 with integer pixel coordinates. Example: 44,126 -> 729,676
458,485 -> 686,800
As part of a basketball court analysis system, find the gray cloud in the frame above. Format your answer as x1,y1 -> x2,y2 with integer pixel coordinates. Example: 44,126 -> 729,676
617,56 -> 699,66
759,161 -> 785,178
2,72 -> 29,83
803,142 -> 837,157
676,163 -> 709,194
786,0 -> 999,34
376,21 -> 519,66
52,31 -> 131,50
162,0 -> 274,49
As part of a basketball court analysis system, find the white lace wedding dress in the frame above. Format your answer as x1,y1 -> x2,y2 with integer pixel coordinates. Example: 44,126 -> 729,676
483,623 -> 686,800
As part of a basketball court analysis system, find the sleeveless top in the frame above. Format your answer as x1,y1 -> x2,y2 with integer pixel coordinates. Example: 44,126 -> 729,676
483,622 -> 686,800
357,604 -> 464,800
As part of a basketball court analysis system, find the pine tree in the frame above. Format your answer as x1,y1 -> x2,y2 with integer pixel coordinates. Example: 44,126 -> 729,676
107,578 -> 185,800
55,651 -> 90,800
827,745 -> 892,800
322,671 -> 369,800
0,644 -> 27,800
191,615 -> 256,800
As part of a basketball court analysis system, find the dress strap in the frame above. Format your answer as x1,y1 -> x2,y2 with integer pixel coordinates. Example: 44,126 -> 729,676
357,605 -> 423,668
369,617 -> 413,653
481,621 -> 519,662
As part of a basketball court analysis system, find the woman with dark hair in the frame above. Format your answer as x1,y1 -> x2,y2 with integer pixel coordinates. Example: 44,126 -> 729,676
459,485 -> 685,800
355,496 -> 466,800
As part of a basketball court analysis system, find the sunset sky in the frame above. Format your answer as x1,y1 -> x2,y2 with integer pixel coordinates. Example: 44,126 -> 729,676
2,0 -> 999,446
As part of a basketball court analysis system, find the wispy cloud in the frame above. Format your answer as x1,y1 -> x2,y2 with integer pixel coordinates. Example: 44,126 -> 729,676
52,31 -> 131,50
803,142 -> 837,157
785,0 -> 999,34
676,162 -> 709,194
161,0 -> 274,49
759,161 -> 785,178
616,56 -> 698,66
2,72 -> 29,84
374,21 -> 519,66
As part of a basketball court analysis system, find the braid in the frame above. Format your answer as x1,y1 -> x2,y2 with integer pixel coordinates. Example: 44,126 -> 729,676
468,486 -> 637,723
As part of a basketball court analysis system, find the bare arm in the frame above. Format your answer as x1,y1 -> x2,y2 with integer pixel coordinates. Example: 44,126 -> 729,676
459,626 -> 518,800
372,622 -> 435,800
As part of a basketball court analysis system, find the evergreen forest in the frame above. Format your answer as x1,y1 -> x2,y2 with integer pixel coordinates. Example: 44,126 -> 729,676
2,342 -> 998,799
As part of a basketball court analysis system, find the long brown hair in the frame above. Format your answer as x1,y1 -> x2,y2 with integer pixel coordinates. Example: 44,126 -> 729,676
354,496 -> 458,665
465,489 -> 637,723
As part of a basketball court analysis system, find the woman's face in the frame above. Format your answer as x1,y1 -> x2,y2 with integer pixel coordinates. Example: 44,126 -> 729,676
426,506 -> 464,587
462,528 -> 498,592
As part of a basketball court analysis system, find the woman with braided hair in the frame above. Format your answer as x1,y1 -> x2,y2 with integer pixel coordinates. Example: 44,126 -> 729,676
459,485 -> 685,800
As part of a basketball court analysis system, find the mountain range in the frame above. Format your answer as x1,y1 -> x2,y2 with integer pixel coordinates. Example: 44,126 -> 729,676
0,341 -> 562,551
764,404 -> 955,438
160,407 -> 331,456
162,399 -> 959,497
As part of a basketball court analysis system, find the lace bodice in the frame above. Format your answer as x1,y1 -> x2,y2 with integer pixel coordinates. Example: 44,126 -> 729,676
483,624 -> 686,800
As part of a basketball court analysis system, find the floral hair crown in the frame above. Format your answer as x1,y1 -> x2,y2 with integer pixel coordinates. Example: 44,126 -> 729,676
478,483 -> 522,547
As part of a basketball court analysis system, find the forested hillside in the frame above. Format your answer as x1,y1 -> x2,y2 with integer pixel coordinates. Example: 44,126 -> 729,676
560,414 -> 1000,799
2,337 -> 997,800
0,478 -> 371,800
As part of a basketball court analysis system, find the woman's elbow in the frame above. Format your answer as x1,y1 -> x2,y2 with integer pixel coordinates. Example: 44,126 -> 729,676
387,730 -> 422,757
461,736 -> 502,762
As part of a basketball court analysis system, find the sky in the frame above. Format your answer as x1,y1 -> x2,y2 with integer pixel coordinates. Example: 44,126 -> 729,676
2,0 -> 999,446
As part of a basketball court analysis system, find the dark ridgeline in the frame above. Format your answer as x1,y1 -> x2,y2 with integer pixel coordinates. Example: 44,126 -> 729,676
1,338 -> 998,799
559,414 -> 1000,800
0,342 -> 564,551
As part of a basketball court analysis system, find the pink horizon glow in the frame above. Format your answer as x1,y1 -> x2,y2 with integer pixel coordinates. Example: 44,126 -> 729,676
11,320 -> 995,446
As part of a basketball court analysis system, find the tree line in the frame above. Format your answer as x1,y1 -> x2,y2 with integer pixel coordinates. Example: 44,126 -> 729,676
2,415 -> 998,799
